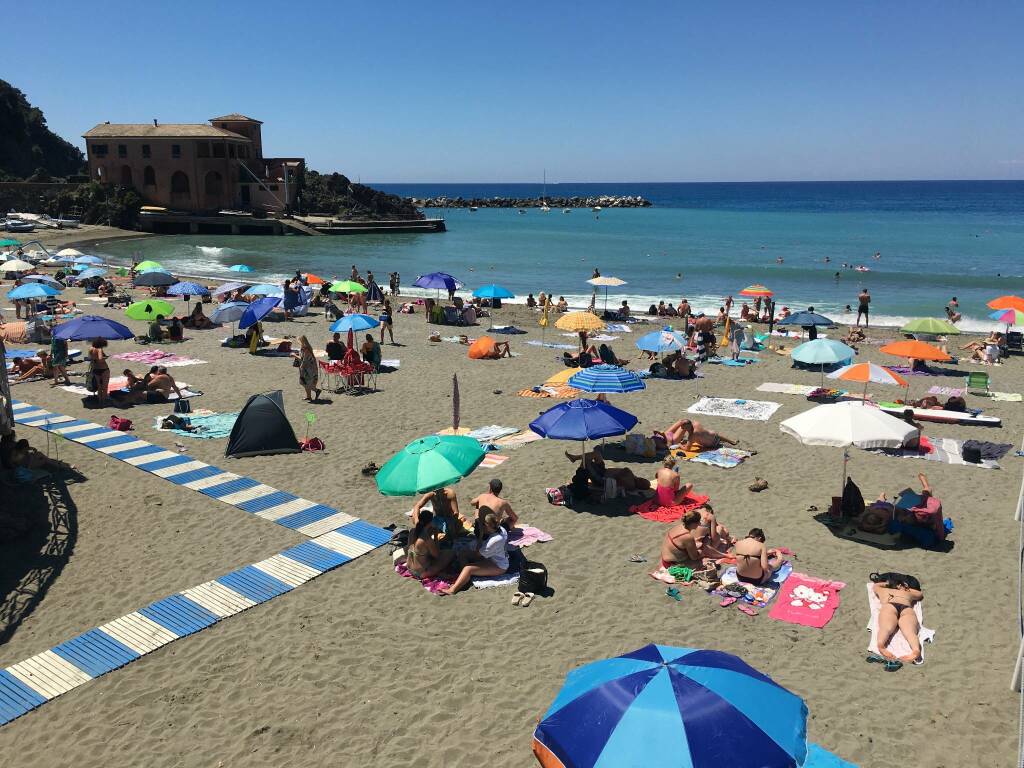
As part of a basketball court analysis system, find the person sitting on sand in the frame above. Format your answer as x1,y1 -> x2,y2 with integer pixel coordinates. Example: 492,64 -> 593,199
556,296 -> 568,312
325,332 -> 346,361
598,343 -> 629,366
148,315 -> 166,342
732,528 -> 786,586
122,368 -> 148,392
188,302 -> 214,330
653,457 -> 694,507
146,367 -> 182,403
901,409 -> 923,450
872,572 -> 924,664
654,419 -> 738,450
441,510 -> 509,596
842,326 -> 866,345
654,510 -> 706,576
360,333 -> 383,369
564,447 -> 651,493
692,503 -> 734,560
660,350 -> 694,378
740,303 -> 752,321
168,317 -> 184,342
961,331 -> 1001,355
405,510 -> 454,580
618,300 -> 631,319
12,353 -> 53,382
526,293 -> 537,308
665,303 -> 678,317
411,486 -> 467,541
471,478 -> 518,530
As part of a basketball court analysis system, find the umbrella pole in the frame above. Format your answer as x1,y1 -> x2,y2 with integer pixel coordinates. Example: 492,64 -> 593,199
841,448 -> 849,503
862,379 -> 868,404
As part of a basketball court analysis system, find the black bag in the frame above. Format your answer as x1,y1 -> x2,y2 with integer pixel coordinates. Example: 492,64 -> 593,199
962,444 -> 982,463
174,399 -> 192,414
86,366 -> 98,393
518,560 -> 548,594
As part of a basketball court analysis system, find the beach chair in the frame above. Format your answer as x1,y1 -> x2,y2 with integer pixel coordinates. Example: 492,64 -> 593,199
965,371 -> 990,394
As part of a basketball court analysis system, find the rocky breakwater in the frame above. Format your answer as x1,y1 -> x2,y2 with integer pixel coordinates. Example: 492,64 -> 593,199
407,194 -> 652,209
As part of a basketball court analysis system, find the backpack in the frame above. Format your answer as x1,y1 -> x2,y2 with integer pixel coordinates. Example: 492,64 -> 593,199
108,416 -> 133,431
174,399 -> 192,414
546,485 -> 572,506
518,560 -> 548,594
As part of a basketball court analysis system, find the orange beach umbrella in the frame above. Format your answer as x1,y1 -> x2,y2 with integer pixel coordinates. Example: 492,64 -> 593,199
988,295 -> 1024,313
827,362 -> 907,403
739,284 -> 773,297
879,339 -> 951,362
304,273 -> 326,285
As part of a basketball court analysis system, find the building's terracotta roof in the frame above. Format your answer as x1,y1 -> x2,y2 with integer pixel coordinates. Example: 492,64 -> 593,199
82,123 -> 250,139
209,113 -> 262,123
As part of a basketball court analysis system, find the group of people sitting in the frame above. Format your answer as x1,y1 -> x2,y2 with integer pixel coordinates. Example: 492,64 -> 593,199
146,305 -> 215,343
110,365 -> 183,404
404,479 -> 519,596
8,337 -> 72,386
525,293 -> 569,312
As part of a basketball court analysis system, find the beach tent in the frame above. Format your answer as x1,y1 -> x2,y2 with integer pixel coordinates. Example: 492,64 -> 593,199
225,391 -> 301,458
366,279 -> 385,303
468,336 -> 499,359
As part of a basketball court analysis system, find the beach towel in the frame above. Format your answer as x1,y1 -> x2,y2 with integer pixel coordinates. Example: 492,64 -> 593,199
769,573 -> 845,628
881,437 -> 1000,469
60,379 -> 202,400
526,340 -> 577,350
866,583 -> 935,662
154,411 -> 239,439
630,491 -> 710,522
757,383 -> 817,396
466,425 -> 519,442
709,356 -> 759,366
605,323 -> 632,333
927,385 -> 965,397
112,350 -> 207,367
689,447 -> 751,469
395,561 -> 451,594
888,364 -> 961,377
719,562 -> 793,608
991,392 -> 1023,402
688,397 -> 781,421
479,453 -> 509,468
507,525 -> 552,548
490,325 -> 527,334
588,334 -> 620,342
517,385 -> 582,399
492,431 -> 543,449
379,359 -> 400,369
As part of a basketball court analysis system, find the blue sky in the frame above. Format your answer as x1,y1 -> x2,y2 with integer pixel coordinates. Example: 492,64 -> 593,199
8,1 -> 1023,182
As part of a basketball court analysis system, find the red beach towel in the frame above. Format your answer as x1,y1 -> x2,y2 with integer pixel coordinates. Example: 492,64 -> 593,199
768,572 -> 845,628
629,492 -> 710,523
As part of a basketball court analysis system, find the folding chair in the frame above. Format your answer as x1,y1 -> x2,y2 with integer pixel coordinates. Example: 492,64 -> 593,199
965,371 -> 990,394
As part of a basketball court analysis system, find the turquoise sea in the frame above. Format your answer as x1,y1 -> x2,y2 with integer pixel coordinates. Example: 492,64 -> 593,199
95,181 -> 1024,331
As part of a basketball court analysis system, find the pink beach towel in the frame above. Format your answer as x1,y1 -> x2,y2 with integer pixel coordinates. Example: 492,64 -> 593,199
630,492 -> 710,523
395,561 -> 451,594
768,573 -> 845,628
507,525 -> 552,548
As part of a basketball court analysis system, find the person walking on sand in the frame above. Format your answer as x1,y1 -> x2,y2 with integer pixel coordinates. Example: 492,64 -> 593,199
379,299 -> 395,344
293,335 -> 321,402
856,288 -> 871,327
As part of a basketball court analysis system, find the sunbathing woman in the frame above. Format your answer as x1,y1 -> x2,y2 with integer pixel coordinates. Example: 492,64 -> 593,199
653,457 -> 693,507
651,510 -> 707,583
732,528 -> 786,586
440,510 -> 509,595
695,503 -> 735,559
871,572 -> 924,664
654,419 -> 738,450
564,447 -> 651,492
14,352 -> 53,383
405,510 -> 454,580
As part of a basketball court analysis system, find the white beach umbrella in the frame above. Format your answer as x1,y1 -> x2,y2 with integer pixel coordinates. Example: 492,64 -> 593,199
780,401 -> 916,496
56,248 -> 84,258
1,259 -> 34,272
586,275 -> 627,313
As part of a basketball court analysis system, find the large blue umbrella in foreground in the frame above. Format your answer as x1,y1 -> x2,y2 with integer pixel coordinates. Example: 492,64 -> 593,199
635,327 -> 686,354
568,364 -> 645,394
53,315 -> 133,341
330,313 -> 380,333
8,283 -> 60,300
533,644 -> 810,768
239,296 -> 281,330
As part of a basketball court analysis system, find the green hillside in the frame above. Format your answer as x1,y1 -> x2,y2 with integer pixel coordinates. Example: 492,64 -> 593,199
0,80 -> 84,180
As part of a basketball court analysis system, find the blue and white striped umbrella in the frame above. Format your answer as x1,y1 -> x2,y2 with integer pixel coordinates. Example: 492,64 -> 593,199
534,644 -> 809,768
167,281 -> 210,297
21,274 -> 63,287
635,328 -> 687,353
567,364 -> 645,394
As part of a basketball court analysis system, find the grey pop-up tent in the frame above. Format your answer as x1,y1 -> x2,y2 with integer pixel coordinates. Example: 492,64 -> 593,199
225,390 -> 301,458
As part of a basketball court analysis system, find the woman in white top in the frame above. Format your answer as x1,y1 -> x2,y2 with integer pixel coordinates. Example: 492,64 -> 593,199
441,510 -> 509,595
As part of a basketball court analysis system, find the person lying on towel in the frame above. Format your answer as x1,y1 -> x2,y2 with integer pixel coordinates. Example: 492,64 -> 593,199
564,447 -> 651,494
653,419 -> 738,451
871,572 -> 924,664
732,529 -> 786,586
861,474 -> 946,545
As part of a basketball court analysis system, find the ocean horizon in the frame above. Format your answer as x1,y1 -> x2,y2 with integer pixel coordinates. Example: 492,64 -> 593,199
95,180 -> 1024,332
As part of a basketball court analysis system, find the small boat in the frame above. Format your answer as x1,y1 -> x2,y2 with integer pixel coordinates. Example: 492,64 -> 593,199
469,206 -> 478,212
592,206 -> 602,212
540,205 -> 551,213
4,219 -> 35,233
562,208 -> 571,214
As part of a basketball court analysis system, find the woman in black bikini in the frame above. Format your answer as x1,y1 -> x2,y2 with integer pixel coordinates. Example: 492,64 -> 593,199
732,528 -> 785,586
872,572 -> 923,664
88,337 -> 110,406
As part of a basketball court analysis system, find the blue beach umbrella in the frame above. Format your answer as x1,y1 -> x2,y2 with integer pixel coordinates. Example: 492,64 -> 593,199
246,283 -> 284,297
568,364 -> 645,394
413,272 -> 462,297
790,339 -> 856,365
533,644 -> 809,768
53,315 -> 133,341
239,296 -> 281,330
229,264 -> 254,272
777,311 -> 834,327
72,254 -> 104,265
133,271 -> 176,287
167,281 -> 211,300
8,283 -> 61,300
635,327 -> 687,353
210,301 -> 249,325
20,274 -> 62,287
76,267 -> 108,280
330,313 -> 380,332
530,398 -> 638,441
472,284 -> 515,300
212,280 -> 249,296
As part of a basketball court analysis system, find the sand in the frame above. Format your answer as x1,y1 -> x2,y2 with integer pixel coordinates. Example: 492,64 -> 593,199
0,274 -> 1020,767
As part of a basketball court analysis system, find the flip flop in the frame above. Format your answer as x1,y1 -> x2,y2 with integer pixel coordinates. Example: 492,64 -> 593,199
520,592 -> 535,607
512,592 -> 525,607
628,554 -> 648,563
650,570 -> 676,584
736,604 -> 758,617
665,587 -> 682,602
719,596 -> 738,607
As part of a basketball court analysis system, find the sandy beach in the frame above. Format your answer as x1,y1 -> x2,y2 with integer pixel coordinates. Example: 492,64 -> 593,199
0,271 -> 1020,767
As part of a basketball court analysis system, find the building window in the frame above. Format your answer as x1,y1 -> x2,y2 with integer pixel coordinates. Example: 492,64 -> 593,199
120,165 -> 133,186
91,144 -> 108,157
213,143 -> 226,158
228,145 -> 235,158
196,142 -> 210,158
118,144 -> 127,158
142,144 -> 151,158
170,171 -> 190,200
143,166 -> 156,186
204,170 -> 224,196
171,144 -> 181,159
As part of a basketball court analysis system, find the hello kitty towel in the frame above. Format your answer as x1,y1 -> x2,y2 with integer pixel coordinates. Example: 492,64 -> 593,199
768,573 -> 845,628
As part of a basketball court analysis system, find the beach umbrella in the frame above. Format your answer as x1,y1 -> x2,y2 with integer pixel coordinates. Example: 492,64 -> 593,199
133,271 -> 176,287
472,284 -> 515,300
209,301 -> 249,334
878,339 -> 951,362
167,281 -> 211,302
900,317 -> 960,336
328,280 -> 368,294
125,299 -> 175,321
246,283 -> 284,297
568,364 -> 645,394
739,284 -> 773,297
76,267 -> 108,280
827,362 -> 908,403
330,313 -> 380,332
555,311 -> 605,335
304,273 -> 326,285
413,271 -> 461,291
988,295 -> 1024,313
135,260 -> 164,273
635,327 -> 687,354
586,275 -> 627,313
7,283 -> 60,300
780,400 -> 916,496
21,274 -> 62,287
0,259 -> 34,272
72,255 -> 104,265
530,398 -> 638,462
55,247 -> 82,257
212,280 -> 249,296
375,435 -> 485,496
0,238 -> 22,248
229,264 -> 254,272
239,296 -> 281,330
52,315 -> 134,341
777,311 -> 834,328
990,308 -> 1024,328
533,644 -> 809,768
790,339 -> 857,387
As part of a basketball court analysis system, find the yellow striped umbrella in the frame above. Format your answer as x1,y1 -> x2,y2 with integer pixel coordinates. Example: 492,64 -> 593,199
555,311 -> 605,333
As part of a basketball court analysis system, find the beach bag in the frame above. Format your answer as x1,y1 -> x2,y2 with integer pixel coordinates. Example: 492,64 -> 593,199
174,399 -> 192,414
301,437 -> 325,452
546,486 -> 571,506
108,416 -> 133,431
961,444 -> 981,463
518,560 -> 548,594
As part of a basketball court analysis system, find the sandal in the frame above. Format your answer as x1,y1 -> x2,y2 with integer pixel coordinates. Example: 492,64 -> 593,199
719,596 -> 738,607
512,591 -> 525,607
628,554 -> 648,563
360,461 -> 379,476
665,587 -> 682,602
650,570 -> 676,584
736,604 -> 759,617
519,592 -> 535,607
749,478 -> 769,492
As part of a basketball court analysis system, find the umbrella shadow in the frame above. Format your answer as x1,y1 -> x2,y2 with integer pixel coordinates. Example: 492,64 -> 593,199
813,513 -> 955,553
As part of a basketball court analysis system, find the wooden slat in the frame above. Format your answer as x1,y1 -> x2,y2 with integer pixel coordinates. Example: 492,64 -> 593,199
251,555 -> 320,587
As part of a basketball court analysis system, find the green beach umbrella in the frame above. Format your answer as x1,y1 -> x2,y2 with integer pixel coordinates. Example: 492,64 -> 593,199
900,317 -> 960,336
125,299 -> 175,321
0,238 -> 21,247
375,435 -> 485,496
136,260 -> 164,273
329,280 -> 368,294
